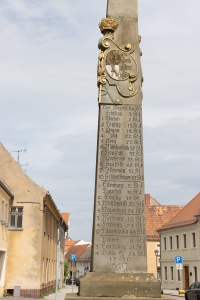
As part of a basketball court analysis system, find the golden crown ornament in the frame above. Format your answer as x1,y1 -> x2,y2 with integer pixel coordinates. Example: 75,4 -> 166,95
99,17 -> 119,34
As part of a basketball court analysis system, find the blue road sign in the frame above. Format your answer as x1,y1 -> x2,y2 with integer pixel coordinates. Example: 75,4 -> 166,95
174,256 -> 182,264
71,254 -> 77,261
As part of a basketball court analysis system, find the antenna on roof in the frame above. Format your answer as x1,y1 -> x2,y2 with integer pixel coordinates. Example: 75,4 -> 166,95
11,148 -> 26,165
20,162 -> 28,172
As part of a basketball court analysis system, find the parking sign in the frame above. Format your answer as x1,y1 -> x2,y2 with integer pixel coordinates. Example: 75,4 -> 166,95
174,256 -> 182,264
71,254 -> 77,261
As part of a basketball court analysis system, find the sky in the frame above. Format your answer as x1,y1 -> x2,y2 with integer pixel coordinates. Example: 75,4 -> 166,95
1,0 -> 200,242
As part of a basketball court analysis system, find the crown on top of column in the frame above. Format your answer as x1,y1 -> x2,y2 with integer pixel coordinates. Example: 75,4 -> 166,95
99,17 -> 119,34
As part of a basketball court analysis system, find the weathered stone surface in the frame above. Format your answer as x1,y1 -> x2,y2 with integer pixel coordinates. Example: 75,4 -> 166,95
66,296 -> 171,300
107,0 -> 138,46
79,272 -> 160,298
107,0 -> 137,18
91,105 -> 146,273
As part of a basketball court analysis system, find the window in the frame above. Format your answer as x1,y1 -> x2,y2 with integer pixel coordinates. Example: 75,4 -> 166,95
170,266 -> 174,281
183,234 -> 187,248
177,269 -> 181,281
5,203 -> 8,222
169,236 -> 173,250
1,200 -> 4,221
194,266 -> 198,282
192,232 -> 196,248
10,207 -> 23,229
164,266 -> 167,280
1,200 -> 8,224
164,237 -> 167,250
176,235 -> 179,249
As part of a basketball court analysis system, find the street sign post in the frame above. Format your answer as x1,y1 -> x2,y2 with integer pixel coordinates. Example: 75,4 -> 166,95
176,263 -> 183,270
175,256 -> 183,290
71,254 -> 77,293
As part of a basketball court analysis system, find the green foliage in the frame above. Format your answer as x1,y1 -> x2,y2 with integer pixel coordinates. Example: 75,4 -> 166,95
3,290 -> 9,297
64,259 -> 68,277
40,286 -> 56,298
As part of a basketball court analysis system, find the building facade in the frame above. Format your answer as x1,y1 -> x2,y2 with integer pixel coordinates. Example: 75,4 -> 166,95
145,194 -> 183,279
65,243 -> 91,278
0,180 -> 13,297
158,193 -> 200,290
0,143 -> 68,298
76,246 -> 91,278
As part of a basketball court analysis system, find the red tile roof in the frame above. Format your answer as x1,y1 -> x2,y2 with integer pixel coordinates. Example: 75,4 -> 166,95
146,205 -> 183,240
65,244 -> 91,260
159,193 -> 200,231
65,238 -> 80,252
61,213 -> 70,225
145,194 -> 160,206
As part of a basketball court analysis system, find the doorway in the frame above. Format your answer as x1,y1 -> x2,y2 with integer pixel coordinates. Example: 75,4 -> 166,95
184,266 -> 189,289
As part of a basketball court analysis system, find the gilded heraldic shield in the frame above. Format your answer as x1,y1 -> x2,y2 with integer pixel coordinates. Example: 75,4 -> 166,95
106,50 -> 132,81
97,17 -> 140,104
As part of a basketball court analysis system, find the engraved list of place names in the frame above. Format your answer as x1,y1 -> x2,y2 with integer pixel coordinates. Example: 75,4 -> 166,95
93,104 -> 146,272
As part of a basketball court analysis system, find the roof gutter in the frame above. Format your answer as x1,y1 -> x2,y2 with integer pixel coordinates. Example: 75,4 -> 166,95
46,191 -> 68,230
0,180 -> 14,200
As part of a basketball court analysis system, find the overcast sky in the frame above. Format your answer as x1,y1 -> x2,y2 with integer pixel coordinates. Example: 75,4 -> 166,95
1,0 -> 200,242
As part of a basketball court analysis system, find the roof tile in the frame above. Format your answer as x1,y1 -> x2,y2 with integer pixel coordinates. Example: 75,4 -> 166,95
146,205 -> 183,239
65,244 -> 91,260
159,193 -> 200,230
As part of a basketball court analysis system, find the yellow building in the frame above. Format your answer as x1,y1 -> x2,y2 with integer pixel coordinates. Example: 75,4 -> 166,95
158,193 -> 200,290
0,143 -> 68,298
145,194 -> 183,279
0,180 -> 13,297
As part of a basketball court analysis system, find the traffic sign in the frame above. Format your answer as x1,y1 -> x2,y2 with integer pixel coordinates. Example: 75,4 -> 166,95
71,254 -> 77,261
174,256 -> 182,264
176,263 -> 183,270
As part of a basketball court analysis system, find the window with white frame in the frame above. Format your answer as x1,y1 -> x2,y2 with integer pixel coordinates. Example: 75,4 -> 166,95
5,203 -> 8,222
1,200 -> 4,221
177,269 -> 181,281
183,233 -> 187,249
170,266 -> 174,281
163,266 -> 168,280
169,236 -> 173,250
194,266 -> 198,282
191,232 -> 196,248
164,266 -> 167,280
163,237 -> 167,250
10,207 -> 23,229
1,200 -> 9,223
176,235 -> 179,249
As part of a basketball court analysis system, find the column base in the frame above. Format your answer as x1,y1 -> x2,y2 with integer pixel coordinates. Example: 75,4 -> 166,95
78,272 -> 161,298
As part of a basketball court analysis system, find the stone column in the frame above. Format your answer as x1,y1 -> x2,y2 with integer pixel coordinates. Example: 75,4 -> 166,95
79,0 -> 160,298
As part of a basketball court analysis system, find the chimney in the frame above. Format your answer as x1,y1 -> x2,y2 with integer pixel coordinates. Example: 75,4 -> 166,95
145,194 -> 150,206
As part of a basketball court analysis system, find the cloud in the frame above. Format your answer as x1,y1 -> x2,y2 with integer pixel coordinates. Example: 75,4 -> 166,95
26,131 -> 97,241
144,117 -> 200,205
1,0 -> 200,241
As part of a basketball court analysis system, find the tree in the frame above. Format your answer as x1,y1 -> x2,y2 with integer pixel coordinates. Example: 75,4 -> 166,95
64,259 -> 68,278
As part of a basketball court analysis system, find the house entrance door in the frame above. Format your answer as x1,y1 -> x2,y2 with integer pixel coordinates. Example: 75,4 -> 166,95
184,266 -> 189,289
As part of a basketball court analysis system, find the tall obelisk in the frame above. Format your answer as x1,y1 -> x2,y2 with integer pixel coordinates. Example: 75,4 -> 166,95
79,0 -> 160,298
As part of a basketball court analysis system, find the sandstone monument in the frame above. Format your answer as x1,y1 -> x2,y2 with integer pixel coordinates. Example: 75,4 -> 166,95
77,0 -> 160,299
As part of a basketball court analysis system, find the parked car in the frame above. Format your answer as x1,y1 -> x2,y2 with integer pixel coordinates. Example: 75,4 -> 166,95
76,275 -> 83,286
66,276 -> 77,285
185,281 -> 200,300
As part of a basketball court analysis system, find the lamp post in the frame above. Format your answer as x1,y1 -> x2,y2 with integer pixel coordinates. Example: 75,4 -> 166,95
154,249 -> 159,280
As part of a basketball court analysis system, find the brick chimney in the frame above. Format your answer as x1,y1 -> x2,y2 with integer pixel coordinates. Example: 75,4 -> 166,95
145,194 -> 150,206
